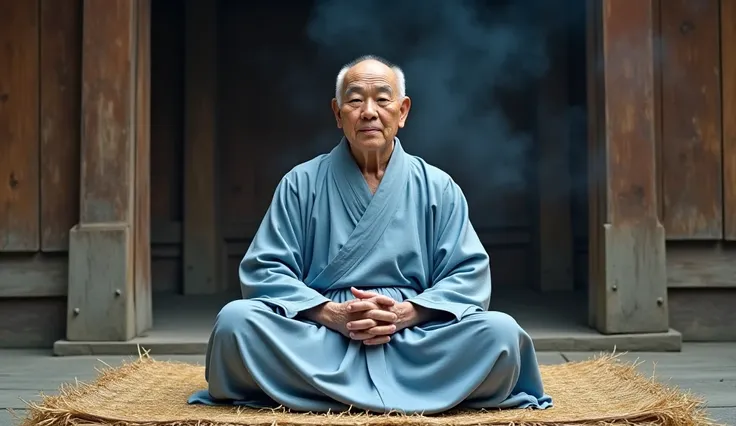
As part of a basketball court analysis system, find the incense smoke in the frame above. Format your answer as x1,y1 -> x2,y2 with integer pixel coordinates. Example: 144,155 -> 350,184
308,0 -> 577,189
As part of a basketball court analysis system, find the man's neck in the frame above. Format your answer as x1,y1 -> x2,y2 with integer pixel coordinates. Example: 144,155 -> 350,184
350,139 -> 394,179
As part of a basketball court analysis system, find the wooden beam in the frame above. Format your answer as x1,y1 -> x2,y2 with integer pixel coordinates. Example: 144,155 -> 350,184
533,21 -> 574,292
587,0 -> 669,334
134,0 -> 153,336
40,0 -> 82,252
669,288 -> 736,341
667,242 -> 736,288
67,0 -> 152,341
723,0 -> 736,240
0,254 -> 67,298
0,0 -> 40,252
183,0 -> 225,295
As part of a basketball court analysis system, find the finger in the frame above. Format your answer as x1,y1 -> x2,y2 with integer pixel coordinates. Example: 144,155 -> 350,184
352,288 -> 395,305
351,287 -> 378,298
350,288 -> 396,306
363,336 -> 391,346
371,295 -> 396,306
366,324 -> 397,336
365,309 -> 398,323
346,300 -> 379,313
349,331 -> 375,340
347,318 -> 378,331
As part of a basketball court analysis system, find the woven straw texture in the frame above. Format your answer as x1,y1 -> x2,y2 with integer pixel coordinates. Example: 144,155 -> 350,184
18,352 -> 719,426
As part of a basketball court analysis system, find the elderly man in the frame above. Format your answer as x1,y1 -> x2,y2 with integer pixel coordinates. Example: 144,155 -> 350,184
188,55 -> 552,415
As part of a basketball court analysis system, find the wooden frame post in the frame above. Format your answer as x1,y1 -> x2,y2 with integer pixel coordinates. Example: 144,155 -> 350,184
586,0 -> 669,334
723,0 -> 736,241
67,0 -> 152,341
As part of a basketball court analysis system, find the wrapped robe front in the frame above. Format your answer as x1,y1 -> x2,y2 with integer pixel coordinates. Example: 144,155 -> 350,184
188,138 -> 553,414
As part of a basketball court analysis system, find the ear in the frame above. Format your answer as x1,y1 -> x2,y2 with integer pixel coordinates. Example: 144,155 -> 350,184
331,98 -> 343,129
397,96 -> 412,128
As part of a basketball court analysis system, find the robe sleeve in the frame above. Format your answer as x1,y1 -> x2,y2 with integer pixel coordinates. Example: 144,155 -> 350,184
406,179 -> 491,321
238,174 -> 330,318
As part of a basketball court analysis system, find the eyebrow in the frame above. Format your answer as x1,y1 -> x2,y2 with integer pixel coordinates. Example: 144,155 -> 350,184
344,84 -> 394,98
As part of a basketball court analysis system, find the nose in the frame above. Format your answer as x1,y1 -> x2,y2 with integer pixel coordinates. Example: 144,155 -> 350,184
359,98 -> 378,120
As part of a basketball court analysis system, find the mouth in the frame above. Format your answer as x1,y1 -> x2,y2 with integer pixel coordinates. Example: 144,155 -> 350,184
358,128 -> 381,133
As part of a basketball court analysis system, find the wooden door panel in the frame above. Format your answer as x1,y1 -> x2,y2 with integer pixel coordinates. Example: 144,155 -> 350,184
660,0 -> 723,239
0,0 -> 40,251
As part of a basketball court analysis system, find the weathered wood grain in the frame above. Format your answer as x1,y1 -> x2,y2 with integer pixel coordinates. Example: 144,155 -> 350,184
69,0 -> 152,341
587,0 -> 669,334
0,254 -> 67,298
79,0 -> 136,225
183,0 -> 225,294
602,1 -> 659,225
39,0 -> 82,252
0,0 -> 40,251
669,288 -> 736,341
67,224 -> 135,341
666,242 -> 736,288
135,0 -> 153,336
660,0 -> 723,239
603,223 -> 668,332
723,0 -> 736,240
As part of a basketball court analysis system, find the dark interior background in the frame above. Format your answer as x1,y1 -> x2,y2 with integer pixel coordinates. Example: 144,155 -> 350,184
148,0 -> 590,295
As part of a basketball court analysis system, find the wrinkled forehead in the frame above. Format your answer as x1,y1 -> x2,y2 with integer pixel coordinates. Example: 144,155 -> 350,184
342,61 -> 398,96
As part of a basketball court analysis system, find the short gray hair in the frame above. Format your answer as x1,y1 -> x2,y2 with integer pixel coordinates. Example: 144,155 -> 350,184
335,55 -> 406,107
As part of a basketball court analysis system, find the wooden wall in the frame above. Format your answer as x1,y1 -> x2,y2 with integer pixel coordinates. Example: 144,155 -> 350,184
0,0 -> 80,347
658,0 -> 736,340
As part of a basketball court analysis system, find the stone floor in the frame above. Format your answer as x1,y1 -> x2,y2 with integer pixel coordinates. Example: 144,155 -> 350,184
1,343 -> 734,425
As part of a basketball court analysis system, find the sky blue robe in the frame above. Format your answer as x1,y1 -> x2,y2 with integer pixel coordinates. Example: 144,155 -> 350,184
188,138 -> 552,414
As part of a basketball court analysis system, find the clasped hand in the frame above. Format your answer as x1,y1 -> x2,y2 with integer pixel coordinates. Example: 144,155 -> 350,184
342,287 -> 398,345
316,287 -> 422,345
307,287 -> 423,346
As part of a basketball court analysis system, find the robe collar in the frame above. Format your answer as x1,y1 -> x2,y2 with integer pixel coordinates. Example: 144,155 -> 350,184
314,137 -> 409,289
331,136 -> 407,218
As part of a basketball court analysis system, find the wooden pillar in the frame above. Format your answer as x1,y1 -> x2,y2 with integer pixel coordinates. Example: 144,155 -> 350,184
586,0 -> 669,334
67,0 -> 152,341
182,0 -> 225,295
723,0 -> 736,241
533,19 -> 574,292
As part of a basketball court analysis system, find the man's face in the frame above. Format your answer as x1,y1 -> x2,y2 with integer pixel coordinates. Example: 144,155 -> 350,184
331,60 -> 411,152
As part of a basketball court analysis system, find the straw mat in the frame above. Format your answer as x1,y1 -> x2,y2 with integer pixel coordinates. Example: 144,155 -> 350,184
17,352 -> 718,426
